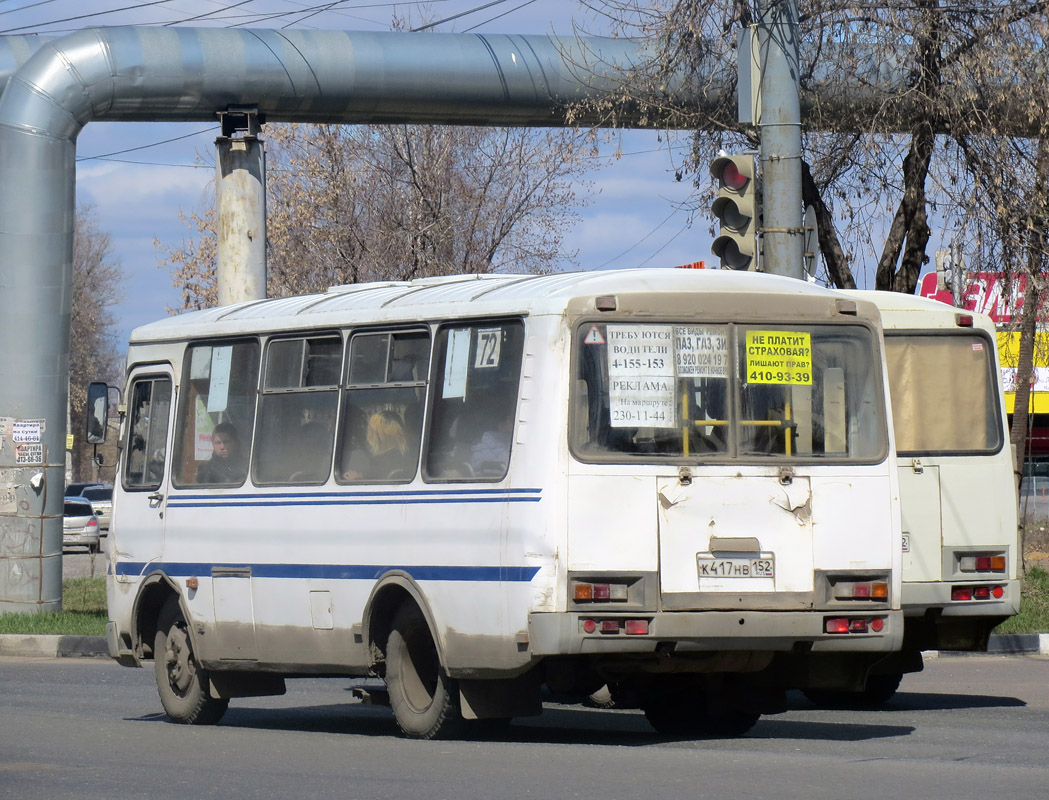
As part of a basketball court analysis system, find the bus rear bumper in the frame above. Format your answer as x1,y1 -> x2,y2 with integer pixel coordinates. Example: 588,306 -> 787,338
528,610 -> 904,656
901,579 -> 1020,617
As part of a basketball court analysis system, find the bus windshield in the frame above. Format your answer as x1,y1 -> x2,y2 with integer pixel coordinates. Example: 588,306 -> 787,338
573,322 -> 885,462
884,332 -> 1003,455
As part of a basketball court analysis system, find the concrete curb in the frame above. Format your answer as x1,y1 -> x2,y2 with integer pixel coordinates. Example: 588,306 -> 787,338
0,634 -> 109,658
1,633 -> 1048,660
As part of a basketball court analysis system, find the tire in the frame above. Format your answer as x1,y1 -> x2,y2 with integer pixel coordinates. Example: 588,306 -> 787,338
641,680 -> 760,738
385,603 -> 463,739
803,672 -> 903,709
153,597 -> 229,725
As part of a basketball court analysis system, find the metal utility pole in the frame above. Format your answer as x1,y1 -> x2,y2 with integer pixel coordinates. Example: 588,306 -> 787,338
757,0 -> 803,279
215,107 -> 267,306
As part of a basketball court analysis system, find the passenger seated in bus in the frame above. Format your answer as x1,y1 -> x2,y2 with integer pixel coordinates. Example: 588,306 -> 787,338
364,409 -> 411,480
197,422 -> 245,483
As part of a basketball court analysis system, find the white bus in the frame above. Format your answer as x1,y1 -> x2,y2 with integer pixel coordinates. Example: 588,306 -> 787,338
100,269 -> 903,738
807,291 -> 1019,704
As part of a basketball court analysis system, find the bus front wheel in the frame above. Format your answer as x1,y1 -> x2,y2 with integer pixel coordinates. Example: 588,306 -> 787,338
385,603 -> 463,739
153,597 -> 229,725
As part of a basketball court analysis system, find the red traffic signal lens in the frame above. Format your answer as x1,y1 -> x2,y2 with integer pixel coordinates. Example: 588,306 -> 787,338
719,161 -> 749,191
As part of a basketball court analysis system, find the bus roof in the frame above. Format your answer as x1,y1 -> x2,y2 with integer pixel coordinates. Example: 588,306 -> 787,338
131,268 -> 877,344
845,289 -> 997,335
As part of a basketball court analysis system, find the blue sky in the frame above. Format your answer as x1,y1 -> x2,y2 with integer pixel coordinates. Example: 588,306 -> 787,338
1,1 -> 704,344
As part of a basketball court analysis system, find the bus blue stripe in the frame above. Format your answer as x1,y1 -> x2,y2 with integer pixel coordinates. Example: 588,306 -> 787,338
168,496 -> 541,508
172,488 -> 542,501
114,562 -> 541,582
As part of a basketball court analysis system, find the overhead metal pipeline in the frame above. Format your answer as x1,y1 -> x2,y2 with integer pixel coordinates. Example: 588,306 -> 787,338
0,25 -> 714,612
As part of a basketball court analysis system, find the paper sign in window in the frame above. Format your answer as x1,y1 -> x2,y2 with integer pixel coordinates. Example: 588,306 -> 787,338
606,325 -> 676,428
206,346 -> 233,412
745,330 -> 813,385
674,325 -> 728,378
442,328 -> 471,399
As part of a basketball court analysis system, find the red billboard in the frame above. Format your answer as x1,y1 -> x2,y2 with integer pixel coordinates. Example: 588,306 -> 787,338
917,271 -> 1024,324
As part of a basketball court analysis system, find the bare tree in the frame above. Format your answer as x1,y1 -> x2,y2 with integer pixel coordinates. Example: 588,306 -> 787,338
160,123 -> 593,309
69,205 -> 124,482
577,1 -> 1049,291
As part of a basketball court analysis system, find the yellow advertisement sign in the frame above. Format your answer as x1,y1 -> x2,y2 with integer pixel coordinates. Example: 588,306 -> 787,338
998,331 -> 1049,414
745,330 -> 813,385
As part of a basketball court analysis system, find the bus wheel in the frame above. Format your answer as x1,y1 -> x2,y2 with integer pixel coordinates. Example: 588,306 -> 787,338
385,603 -> 463,739
153,597 -> 228,725
804,672 -> 902,708
642,683 -> 760,738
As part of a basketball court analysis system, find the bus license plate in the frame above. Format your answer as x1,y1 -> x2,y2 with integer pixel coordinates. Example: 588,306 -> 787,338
697,556 -> 775,579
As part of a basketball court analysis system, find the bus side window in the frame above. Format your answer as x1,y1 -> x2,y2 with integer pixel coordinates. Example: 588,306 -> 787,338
171,340 -> 260,488
337,329 -> 430,483
425,321 -> 524,481
124,377 -> 172,490
254,335 -> 341,485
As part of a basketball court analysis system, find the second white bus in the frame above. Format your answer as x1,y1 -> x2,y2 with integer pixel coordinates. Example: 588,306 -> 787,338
808,290 -> 1020,705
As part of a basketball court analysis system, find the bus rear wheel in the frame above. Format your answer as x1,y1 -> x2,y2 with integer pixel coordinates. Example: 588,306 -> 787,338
153,597 -> 228,725
385,603 -> 464,739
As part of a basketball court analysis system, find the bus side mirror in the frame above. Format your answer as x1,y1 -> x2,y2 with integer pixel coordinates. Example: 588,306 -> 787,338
86,381 -> 110,444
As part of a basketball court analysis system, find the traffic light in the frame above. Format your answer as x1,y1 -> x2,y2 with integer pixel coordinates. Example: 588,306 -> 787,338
710,154 -> 760,270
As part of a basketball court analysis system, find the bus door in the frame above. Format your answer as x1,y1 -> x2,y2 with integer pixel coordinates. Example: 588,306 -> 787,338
897,462 -> 943,583
657,375 -> 816,607
118,367 -> 175,568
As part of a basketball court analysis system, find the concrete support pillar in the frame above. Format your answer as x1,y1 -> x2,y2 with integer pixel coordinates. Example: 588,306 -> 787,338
215,109 -> 267,306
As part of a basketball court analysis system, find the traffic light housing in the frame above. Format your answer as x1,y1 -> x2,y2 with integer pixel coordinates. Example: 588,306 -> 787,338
710,154 -> 760,270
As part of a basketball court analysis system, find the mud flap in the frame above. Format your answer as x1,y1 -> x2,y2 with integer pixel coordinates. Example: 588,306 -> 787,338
208,671 -> 287,699
459,671 -> 542,720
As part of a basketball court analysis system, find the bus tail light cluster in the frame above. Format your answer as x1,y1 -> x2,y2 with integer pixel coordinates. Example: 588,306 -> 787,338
831,580 -> 889,601
573,581 -> 629,602
957,554 -> 1007,573
580,618 -> 650,636
951,585 -> 1006,602
824,616 -> 886,635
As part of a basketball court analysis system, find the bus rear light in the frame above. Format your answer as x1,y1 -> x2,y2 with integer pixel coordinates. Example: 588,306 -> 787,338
625,619 -> 649,635
572,581 -> 629,602
955,313 -> 974,327
825,618 -> 850,634
825,616 -> 883,635
599,620 -> 619,634
832,581 -> 889,600
582,619 -> 597,634
952,584 -> 1006,601
959,554 -> 1006,573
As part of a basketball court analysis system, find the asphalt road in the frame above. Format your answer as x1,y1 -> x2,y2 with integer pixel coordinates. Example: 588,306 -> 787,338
1,654 -> 1047,800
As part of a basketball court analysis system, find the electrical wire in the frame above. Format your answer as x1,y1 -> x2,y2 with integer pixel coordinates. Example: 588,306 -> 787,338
411,0 -> 514,32
0,0 -> 175,33
76,126 -> 217,162
462,0 -> 538,33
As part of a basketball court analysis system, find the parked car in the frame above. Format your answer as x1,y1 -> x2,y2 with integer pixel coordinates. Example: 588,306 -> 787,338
65,481 -> 103,498
63,497 -> 100,553
80,485 -> 113,532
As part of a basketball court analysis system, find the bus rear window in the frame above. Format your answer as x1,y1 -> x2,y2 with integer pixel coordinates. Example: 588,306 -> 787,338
884,333 -> 1003,454
572,322 -> 885,462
